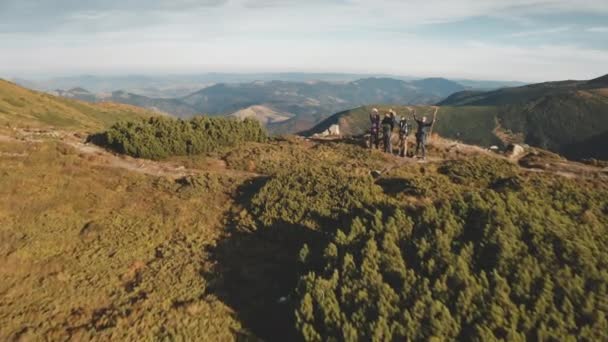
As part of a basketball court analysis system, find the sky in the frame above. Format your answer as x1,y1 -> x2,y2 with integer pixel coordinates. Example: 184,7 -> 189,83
0,0 -> 607,82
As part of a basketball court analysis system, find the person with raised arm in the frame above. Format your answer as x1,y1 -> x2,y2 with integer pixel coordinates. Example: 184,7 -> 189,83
413,110 -> 435,160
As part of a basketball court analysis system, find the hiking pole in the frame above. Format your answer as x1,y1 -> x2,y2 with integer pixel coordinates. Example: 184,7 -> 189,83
429,106 -> 438,141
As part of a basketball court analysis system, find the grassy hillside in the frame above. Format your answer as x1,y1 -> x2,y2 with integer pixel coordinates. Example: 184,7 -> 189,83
2,74 -> 608,340
0,79 -> 158,130
304,105 -> 502,147
308,75 -> 608,160
496,90 -> 608,155
0,138 -> 248,341
438,75 -> 608,160
1,124 -> 607,340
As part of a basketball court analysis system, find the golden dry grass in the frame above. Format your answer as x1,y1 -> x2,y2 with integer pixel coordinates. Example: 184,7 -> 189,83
0,80 -> 158,131
0,137 -> 255,340
1,126 -> 606,340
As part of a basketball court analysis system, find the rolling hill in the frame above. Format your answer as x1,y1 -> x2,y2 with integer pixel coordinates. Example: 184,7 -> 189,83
307,75 -> 608,160
50,87 -> 98,102
105,90 -> 199,117
180,77 -> 464,119
47,77 -> 467,133
228,105 -> 293,125
0,79 -> 158,130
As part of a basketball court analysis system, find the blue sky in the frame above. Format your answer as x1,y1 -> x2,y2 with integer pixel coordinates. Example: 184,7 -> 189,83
0,0 -> 606,82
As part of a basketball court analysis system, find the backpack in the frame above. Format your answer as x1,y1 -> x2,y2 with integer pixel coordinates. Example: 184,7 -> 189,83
399,121 -> 409,136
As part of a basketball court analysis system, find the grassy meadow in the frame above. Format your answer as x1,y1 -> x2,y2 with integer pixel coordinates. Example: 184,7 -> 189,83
1,80 -> 607,340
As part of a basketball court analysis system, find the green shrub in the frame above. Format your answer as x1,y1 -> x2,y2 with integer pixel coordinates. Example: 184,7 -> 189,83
295,175 -> 608,341
438,156 -> 519,187
92,116 -> 267,159
243,166 -> 386,231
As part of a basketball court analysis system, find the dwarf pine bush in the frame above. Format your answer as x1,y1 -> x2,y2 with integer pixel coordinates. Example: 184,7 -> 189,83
93,116 -> 267,159
293,160 -> 608,341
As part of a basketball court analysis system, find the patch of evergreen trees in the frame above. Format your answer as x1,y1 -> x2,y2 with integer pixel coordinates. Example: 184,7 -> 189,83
91,116 -> 267,159
232,154 -> 608,341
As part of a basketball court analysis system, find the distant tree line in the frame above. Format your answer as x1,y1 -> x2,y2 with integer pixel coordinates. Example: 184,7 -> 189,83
89,116 -> 267,159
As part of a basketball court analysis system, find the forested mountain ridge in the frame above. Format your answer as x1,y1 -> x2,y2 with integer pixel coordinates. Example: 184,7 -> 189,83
307,75 -> 608,161
439,74 -> 608,106
41,77 -> 467,133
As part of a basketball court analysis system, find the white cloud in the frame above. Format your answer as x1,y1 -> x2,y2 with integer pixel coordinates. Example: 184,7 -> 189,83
507,26 -> 571,38
0,0 -> 607,80
587,26 -> 608,33
2,31 -> 606,82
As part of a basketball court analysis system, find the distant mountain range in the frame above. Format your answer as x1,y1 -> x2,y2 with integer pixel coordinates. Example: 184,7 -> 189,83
11,74 -> 526,134
307,74 -> 608,161
35,77 -> 478,134
12,73 -> 525,97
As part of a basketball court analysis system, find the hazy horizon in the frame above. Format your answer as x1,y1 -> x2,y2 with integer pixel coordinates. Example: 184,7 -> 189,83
1,0 -> 607,82
5,71 -> 533,84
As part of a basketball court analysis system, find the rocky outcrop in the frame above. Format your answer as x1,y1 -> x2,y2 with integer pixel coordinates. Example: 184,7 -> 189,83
506,144 -> 525,160
312,124 -> 341,138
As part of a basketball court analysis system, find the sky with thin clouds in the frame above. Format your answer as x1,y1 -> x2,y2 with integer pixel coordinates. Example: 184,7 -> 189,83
0,0 -> 607,81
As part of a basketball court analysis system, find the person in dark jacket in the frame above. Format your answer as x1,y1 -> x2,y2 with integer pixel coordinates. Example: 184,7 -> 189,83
369,108 -> 380,149
398,116 -> 410,157
382,111 -> 395,154
413,111 -> 435,159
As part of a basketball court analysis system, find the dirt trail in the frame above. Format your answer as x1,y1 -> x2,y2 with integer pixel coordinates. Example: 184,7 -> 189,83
2,127 -> 605,181
0,128 -> 258,179
371,135 -> 607,180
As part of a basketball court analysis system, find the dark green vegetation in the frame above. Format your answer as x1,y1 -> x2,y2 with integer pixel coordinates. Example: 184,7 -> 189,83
216,143 -> 608,341
92,116 -> 267,160
295,167 -> 608,340
439,74 -> 608,160
309,74 -> 608,160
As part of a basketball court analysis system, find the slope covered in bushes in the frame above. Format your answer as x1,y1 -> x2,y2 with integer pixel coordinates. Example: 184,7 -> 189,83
93,116 -> 267,159
216,141 -> 608,340
292,161 -> 608,341
3,121 -> 607,340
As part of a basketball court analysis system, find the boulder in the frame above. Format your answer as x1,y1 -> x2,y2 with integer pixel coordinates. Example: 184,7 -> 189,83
327,124 -> 340,136
312,124 -> 340,138
506,144 -> 525,159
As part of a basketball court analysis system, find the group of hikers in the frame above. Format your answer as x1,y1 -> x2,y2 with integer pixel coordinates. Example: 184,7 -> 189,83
369,108 -> 435,159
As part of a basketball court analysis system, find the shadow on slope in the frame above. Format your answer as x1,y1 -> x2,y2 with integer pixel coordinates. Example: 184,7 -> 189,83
204,177 -> 322,341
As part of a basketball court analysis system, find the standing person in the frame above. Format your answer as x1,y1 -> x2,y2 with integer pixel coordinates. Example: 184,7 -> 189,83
381,111 -> 395,154
369,108 -> 380,149
413,110 -> 435,160
398,116 -> 410,157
